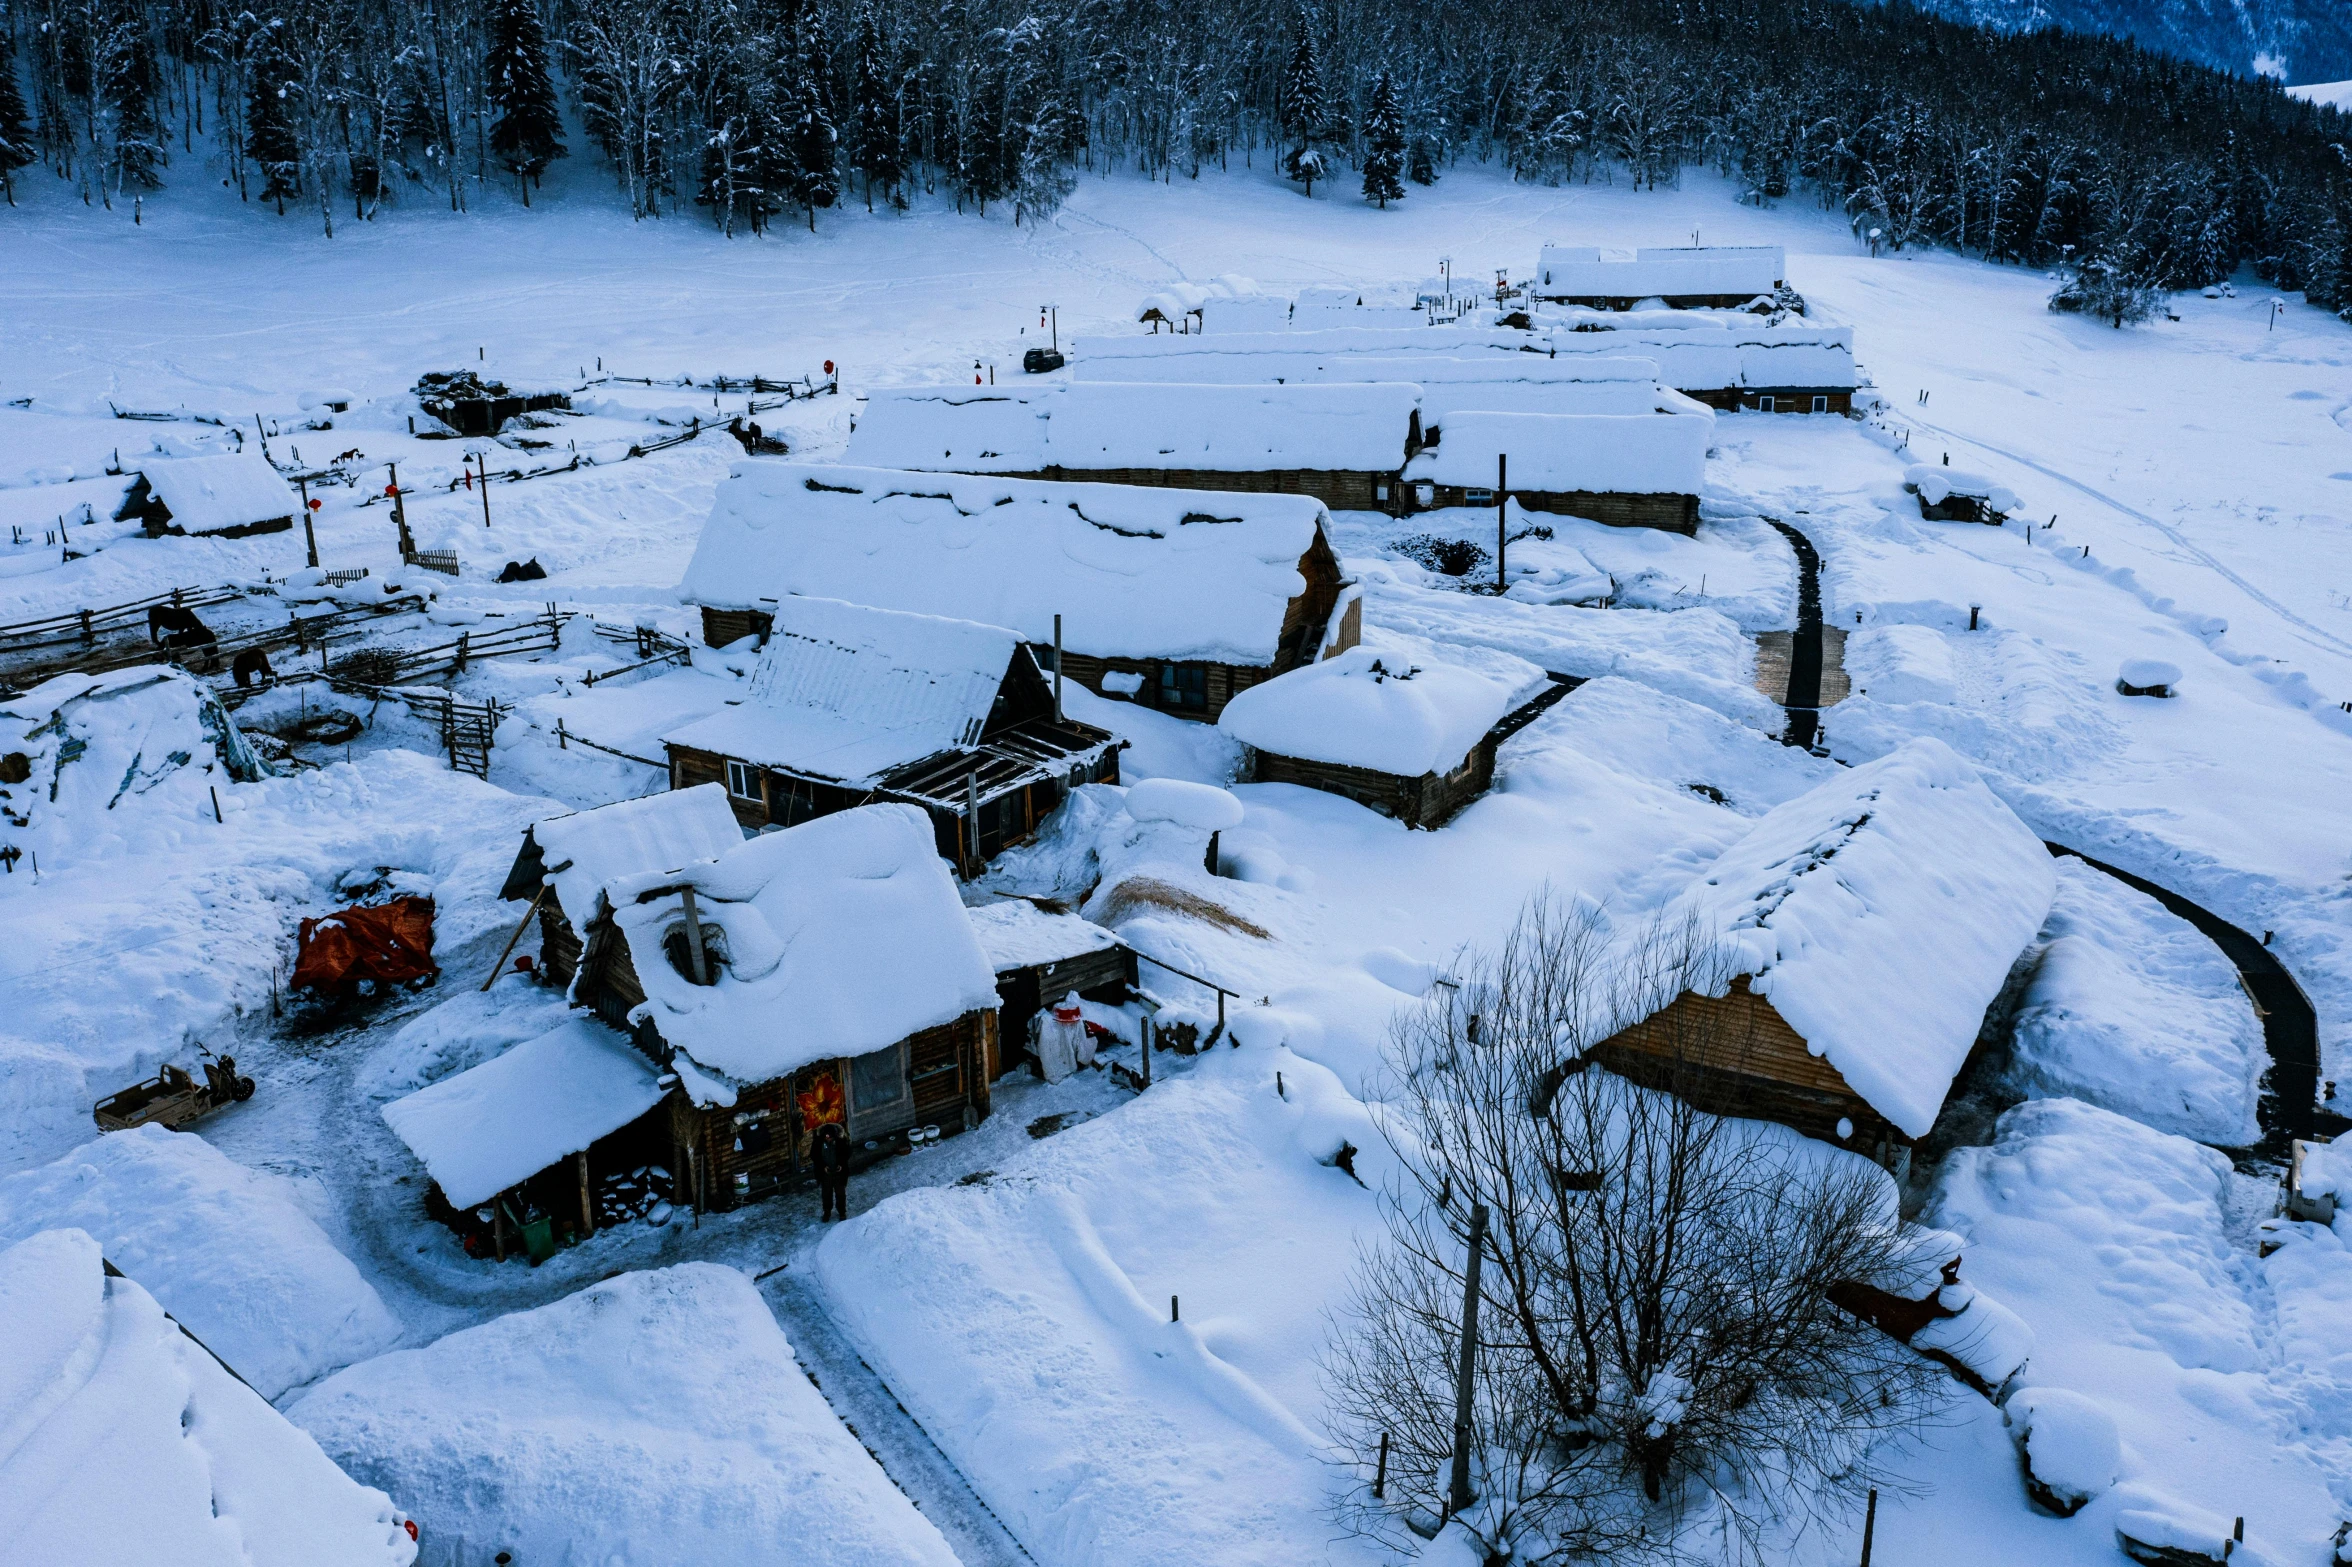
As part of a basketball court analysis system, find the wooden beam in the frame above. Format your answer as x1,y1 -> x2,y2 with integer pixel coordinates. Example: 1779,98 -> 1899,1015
578,1150 -> 595,1238
480,884 -> 549,991
678,886 -> 710,985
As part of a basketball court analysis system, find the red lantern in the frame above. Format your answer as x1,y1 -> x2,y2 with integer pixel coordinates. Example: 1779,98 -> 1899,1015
823,360 -> 835,375
307,498 -> 322,511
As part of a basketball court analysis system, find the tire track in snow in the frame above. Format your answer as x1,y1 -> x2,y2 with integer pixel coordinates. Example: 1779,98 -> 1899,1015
1903,412 -> 2352,663
760,1270 -> 1035,1567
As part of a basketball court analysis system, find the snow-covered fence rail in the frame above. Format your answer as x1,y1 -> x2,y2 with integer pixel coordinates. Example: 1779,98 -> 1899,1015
595,369 -> 838,398
551,718 -> 667,770
0,585 -> 245,651
380,612 -> 565,681
580,622 -> 692,686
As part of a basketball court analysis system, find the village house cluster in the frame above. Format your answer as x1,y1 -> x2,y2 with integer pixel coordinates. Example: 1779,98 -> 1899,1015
344,244 -> 2072,1252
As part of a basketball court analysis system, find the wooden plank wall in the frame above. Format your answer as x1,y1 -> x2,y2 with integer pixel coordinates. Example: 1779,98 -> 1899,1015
1036,466 -> 1390,513
700,606 -> 775,648
1588,979 -> 1907,1155
1426,488 -> 1699,535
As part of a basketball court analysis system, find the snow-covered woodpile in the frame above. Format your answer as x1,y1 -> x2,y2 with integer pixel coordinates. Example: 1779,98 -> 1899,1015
118,452 -> 300,539
1591,738 -> 2057,1164
1401,410 -> 1713,532
570,803 -> 1004,1209
679,463 -> 1361,722
663,594 -> 1120,864
1907,462 -> 2021,523
1218,640 -> 1559,827
1534,244 -> 1787,309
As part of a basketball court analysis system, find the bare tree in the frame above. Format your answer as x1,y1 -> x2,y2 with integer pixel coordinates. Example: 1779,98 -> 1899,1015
1324,897 -> 1944,1564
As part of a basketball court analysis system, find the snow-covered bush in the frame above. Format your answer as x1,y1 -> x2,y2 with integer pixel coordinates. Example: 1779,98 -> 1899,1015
2049,257 -> 2165,328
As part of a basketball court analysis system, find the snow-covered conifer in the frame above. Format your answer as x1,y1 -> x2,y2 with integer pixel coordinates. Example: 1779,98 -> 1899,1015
485,0 -> 567,204
1361,70 -> 1404,207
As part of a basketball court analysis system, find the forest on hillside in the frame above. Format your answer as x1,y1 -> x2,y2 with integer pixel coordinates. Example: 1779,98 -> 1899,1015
4,0 -> 2352,318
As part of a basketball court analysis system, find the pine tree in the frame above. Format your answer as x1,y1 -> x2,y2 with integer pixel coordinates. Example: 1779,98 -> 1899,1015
1281,24 -> 1324,196
244,30 -> 301,215
787,13 -> 840,230
0,26 -> 35,206
108,26 -> 165,192
851,3 -> 901,210
485,0 -> 566,204
1362,71 -> 1404,207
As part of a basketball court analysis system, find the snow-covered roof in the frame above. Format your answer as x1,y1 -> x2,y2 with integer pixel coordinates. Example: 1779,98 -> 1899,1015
1536,245 -> 1785,298
848,387 -> 1049,473
848,382 -> 1422,475
1544,322 -> 1855,392
1137,275 -> 1260,321
1665,738 -> 2056,1138
1197,295 -> 1295,332
1906,464 -> 2019,512
285,1263 -> 961,1567
680,463 -> 1334,667
2,1229 -> 417,1567
966,900 -> 1122,972
1076,323 -> 1546,376
0,665 -> 264,850
606,803 -> 1001,1094
136,452 -> 298,533
1405,411 -> 1710,495
380,1019 -> 667,1210
0,1124 -> 402,1400
530,783 -> 746,926
665,596 -> 1022,785
1219,638 -> 1547,776
1043,382 -> 1418,472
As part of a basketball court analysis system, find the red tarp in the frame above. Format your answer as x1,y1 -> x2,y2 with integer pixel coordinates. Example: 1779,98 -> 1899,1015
293,896 -> 439,990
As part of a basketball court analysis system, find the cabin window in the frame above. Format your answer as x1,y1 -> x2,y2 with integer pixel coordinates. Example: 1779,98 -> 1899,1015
1159,661 -> 1210,713
1464,487 -> 1494,505
1812,395 -> 1828,413
1757,395 -> 1777,413
725,759 -> 761,801
849,1043 -> 908,1125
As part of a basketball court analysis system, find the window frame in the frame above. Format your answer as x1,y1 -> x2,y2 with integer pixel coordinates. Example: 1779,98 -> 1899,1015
724,758 -> 761,802
1811,394 -> 1829,413
1757,394 -> 1777,414
1158,660 -> 1211,713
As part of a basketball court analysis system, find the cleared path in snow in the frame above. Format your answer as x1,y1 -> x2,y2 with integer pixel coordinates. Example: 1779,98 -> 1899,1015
760,1269 -> 1036,1567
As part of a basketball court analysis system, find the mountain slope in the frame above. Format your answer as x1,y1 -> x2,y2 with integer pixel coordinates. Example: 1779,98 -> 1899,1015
1899,0 -> 2352,84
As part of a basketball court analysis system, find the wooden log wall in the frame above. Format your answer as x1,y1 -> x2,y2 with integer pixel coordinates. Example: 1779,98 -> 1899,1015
1031,466 -> 1391,513
1425,487 -> 1699,535
700,606 -> 775,648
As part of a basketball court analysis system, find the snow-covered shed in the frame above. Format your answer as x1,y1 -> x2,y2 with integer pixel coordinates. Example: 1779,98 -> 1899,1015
680,463 -> 1362,723
118,452 -> 299,539
1535,245 -> 1786,309
498,783 -> 747,987
1135,274 -> 1261,331
1905,463 -> 2019,524
1220,641 -> 1564,827
1546,321 -> 1856,413
1036,381 -> 1422,511
1401,410 -> 1711,533
567,803 -> 1004,1211
662,595 -> 1121,873
848,386 -> 1050,474
1588,739 -> 2056,1166
966,900 -> 1136,1050
1,1228 -> 419,1567
380,1018 -> 669,1257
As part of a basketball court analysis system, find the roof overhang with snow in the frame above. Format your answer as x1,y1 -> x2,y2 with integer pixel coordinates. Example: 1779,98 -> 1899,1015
1404,411 -> 1710,496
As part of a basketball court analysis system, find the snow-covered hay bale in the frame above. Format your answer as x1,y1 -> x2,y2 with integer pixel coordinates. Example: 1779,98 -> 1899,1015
1125,777 -> 1244,830
2117,657 -> 2182,696
3,1229 -> 418,1567
1906,463 -> 2019,519
2115,1495 -> 2255,1565
2007,1386 -> 2123,1515
0,1125 -> 402,1399
288,1263 -> 959,1567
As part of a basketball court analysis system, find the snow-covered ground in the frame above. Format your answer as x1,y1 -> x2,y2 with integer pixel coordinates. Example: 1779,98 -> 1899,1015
6,160 -> 2352,1565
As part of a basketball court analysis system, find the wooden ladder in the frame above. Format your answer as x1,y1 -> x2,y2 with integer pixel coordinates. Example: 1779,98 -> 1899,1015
441,699 -> 496,779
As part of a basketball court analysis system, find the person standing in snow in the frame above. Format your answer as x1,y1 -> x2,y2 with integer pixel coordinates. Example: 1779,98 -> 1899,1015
812,1123 -> 851,1222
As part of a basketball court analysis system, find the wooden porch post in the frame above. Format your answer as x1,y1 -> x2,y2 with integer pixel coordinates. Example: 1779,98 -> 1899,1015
577,1150 -> 595,1238
492,1192 -> 508,1261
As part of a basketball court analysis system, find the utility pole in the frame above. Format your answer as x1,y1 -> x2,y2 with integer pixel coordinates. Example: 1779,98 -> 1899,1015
1448,1203 -> 1489,1517
1494,455 -> 1508,595
477,454 -> 492,529
296,476 -> 320,569
1053,613 -> 1065,722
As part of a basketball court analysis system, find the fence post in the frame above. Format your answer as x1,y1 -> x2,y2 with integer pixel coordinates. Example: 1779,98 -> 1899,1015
557,718 -> 567,750
455,631 -> 469,674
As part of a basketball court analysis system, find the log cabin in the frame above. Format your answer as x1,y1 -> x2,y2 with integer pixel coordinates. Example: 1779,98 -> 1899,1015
564,802 -> 1003,1213
966,901 -> 1137,1063
680,464 -> 1363,724
498,782 -> 749,990
847,381 -> 1423,513
1533,245 -> 1787,311
1583,739 -> 2056,1175
662,595 -> 1122,876
117,453 -> 298,539
1400,410 -> 1710,533
1220,643 -> 1573,828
